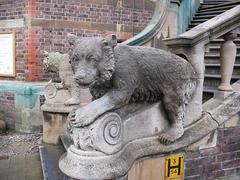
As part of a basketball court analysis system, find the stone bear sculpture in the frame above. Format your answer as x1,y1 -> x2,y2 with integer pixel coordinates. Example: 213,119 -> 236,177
67,34 -> 198,144
43,51 -> 81,106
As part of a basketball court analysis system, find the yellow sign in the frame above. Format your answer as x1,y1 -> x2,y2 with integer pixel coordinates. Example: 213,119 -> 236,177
165,154 -> 184,179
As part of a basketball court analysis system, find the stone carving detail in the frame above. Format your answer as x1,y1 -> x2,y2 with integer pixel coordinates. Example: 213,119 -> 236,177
68,112 -> 123,154
67,34 -> 197,146
43,51 -> 81,106
60,34 -> 198,179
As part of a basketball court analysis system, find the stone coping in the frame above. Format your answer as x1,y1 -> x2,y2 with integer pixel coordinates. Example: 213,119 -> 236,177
122,0 -> 168,46
59,91 -> 240,179
164,5 -> 240,46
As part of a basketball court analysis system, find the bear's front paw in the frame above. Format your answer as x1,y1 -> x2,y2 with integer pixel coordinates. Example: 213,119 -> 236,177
159,124 -> 184,145
69,108 -> 97,127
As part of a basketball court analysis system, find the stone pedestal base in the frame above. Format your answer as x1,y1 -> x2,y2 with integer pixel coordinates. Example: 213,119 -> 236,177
41,86 -> 81,144
42,112 -> 68,144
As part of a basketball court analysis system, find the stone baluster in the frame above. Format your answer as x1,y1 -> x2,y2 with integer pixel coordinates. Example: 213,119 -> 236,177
218,32 -> 237,91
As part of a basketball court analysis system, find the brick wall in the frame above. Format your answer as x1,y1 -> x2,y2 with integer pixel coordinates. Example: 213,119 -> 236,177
35,0 -> 152,28
0,0 -> 24,20
0,0 -> 154,82
185,125 -> 240,180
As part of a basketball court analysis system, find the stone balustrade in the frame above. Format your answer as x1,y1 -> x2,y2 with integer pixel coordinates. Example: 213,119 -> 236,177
164,5 -> 240,125
218,32 -> 238,91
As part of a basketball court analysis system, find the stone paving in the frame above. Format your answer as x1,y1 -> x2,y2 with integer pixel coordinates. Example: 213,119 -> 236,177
0,153 -> 43,180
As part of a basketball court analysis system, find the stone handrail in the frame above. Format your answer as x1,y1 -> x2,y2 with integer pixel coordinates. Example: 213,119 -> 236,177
164,5 -> 240,125
164,5 -> 240,46
122,0 -> 202,46
122,0 -> 169,46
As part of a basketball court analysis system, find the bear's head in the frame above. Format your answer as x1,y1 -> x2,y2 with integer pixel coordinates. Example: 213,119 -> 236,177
42,51 -> 61,73
67,34 -> 117,87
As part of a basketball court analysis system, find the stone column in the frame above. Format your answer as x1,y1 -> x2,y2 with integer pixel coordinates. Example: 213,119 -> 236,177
218,32 -> 237,91
185,42 -> 205,126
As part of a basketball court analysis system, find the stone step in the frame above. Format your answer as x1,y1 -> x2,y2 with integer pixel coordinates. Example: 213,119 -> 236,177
191,0 -> 240,102
203,86 -> 218,102
192,16 -> 213,21
205,50 -> 240,56
200,2 -> 228,5
203,0 -> 233,3
205,74 -> 240,79
205,64 -> 240,75
198,3 -> 239,13
203,86 -> 218,93
203,77 -> 238,88
204,74 -> 239,88
199,2 -> 239,10
204,54 -> 240,62
207,46 -> 240,52
39,144 -> 70,180
191,19 -> 209,24
189,23 -> 202,28
208,39 -> 240,46
205,63 -> 240,68
203,93 -> 214,102
205,59 -> 240,64
195,10 -> 227,16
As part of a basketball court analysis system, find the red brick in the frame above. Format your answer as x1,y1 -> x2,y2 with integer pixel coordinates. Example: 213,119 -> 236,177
222,159 -> 240,169
185,151 -> 201,159
185,167 -> 203,177
24,53 -> 37,59
221,143 -> 240,153
185,156 -> 216,169
200,147 -> 221,156
28,66 -> 41,70
217,152 -> 237,162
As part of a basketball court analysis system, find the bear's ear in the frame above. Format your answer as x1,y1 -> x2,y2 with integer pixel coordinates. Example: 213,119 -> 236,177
67,33 -> 78,45
102,34 -> 117,48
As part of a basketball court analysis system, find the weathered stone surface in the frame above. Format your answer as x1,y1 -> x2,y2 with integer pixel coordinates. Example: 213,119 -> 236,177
59,35 -> 202,179
60,91 -> 240,179
67,34 -> 198,145
57,34 -> 240,179
218,32 -> 237,91
43,112 -> 68,144
68,103 -> 169,154
0,18 -> 24,29
42,51 -> 82,106
0,120 -> 6,134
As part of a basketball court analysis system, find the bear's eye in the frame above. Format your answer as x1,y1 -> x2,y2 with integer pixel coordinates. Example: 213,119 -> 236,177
86,54 -> 96,62
72,55 -> 79,62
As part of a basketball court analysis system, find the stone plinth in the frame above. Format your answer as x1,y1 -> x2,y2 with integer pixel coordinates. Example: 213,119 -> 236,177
42,112 -> 68,144
41,84 -> 82,144
0,119 -> 6,134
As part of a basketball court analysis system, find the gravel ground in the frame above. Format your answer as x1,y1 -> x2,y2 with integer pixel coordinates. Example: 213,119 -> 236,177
0,132 -> 42,159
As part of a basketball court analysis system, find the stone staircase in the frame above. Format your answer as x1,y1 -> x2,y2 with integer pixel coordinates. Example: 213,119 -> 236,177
187,0 -> 240,102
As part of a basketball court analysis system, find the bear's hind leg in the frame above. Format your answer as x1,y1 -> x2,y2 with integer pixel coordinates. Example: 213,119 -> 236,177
64,83 -> 81,106
159,95 -> 185,145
